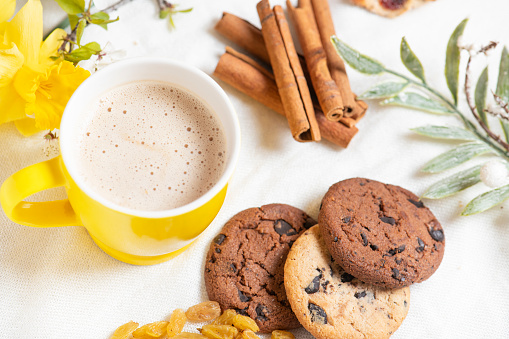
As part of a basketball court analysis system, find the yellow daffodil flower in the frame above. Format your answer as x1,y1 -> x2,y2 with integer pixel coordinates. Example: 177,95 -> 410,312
0,0 -> 90,136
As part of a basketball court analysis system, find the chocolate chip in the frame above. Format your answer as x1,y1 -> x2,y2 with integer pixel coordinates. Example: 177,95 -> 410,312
321,280 -> 330,292
392,268 -> 400,279
274,219 -> 297,236
330,255 -> 335,263
342,216 -> 351,223
341,272 -> 354,283
255,304 -> 268,321
387,249 -> 396,256
360,182 -> 365,186
238,289 -> 251,302
215,248 -> 221,253
230,263 -> 237,273
308,303 -> 327,324
429,227 -> 444,242
404,300 -> 408,307
417,237 -> 425,247
380,217 -> 396,225
214,234 -> 226,245
236,307 -> 249,316
370,244 -> 378,251
354,291 -> 367,299
305,272 -> 322,294
303,217 -> 316,229
333,236 -> 338,242
395,258 -> 402,264
361,232 -> 368,246
397,244 -> 406,253
329,265 -> 334,277
408,199 -> 424,208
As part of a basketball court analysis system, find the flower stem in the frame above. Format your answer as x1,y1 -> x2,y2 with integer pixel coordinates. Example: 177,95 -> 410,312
385,69 -> 509,161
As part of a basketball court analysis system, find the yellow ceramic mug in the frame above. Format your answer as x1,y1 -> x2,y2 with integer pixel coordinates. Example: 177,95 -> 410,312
0,57 -> 241,265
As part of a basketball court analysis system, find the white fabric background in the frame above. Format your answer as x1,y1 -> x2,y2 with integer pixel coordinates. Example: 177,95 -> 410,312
2,0 -> 509,338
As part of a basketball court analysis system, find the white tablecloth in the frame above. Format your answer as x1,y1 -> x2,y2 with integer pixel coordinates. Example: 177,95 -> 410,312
2,0 -> 509,338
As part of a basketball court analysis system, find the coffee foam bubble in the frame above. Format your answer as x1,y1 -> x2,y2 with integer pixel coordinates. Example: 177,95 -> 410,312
78,81 -> 227,211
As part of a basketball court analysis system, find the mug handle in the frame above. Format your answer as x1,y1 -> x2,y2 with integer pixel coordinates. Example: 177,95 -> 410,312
0,156 -> 81,227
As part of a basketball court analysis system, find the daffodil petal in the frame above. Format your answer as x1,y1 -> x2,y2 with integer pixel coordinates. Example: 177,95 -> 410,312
5,0 -> 43,70
12,65 -> 39,102
0,0 -> 16,23
14,116 -> 41,136
0,42 -> 24,86
28,61 -> 89,130
38,28 -> 66,70
0,83 -> 27,124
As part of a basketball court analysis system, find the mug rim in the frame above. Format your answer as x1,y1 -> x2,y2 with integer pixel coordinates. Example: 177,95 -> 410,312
59,57 -> 241,219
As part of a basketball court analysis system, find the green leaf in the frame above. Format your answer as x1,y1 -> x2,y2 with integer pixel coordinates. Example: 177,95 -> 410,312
358,81 -> 408,99
331,36 -> 385,75
475,66 -> 489,127
54,0 -> 85,15
462,184 -> 509,215
169,13 -> 175,29
69,14 -> 79,30
76,19 -> 85,46
421,142 -> 493,173
411,125 -> 478,141
89,12 -> 119,30
178,8 -> 193,13
64,42 -> 101,63
445,18 -> 468,105
400,37 -> 426,83
496,47 -> 509,143
422,165 -> 482,199
381,92 -> 454,114
160,9 -> 170,19
90,12 -> 109,20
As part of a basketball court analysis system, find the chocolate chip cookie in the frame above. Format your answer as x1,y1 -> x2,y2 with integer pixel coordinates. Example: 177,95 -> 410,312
204,204 -> 316,332
285,225 -> 410,339
319,178 -> 445,288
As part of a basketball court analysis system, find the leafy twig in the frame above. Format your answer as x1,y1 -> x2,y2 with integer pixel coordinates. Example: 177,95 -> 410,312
462,42 -> 509,152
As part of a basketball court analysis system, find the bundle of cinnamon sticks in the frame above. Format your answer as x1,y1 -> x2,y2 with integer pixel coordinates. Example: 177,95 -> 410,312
213,0 -> 367,148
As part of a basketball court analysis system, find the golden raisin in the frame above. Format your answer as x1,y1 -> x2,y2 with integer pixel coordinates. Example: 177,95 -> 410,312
212,309 -> 237,326
236,329 -> 260,339
110,321 -> 139,339
167,309 -> 187,337
186,301 -> 221,322
232,315 -> 259,332
271,330 -> 295,339
200,324 -> 239,339
132,321 -> 169,338
173,333 -> 207,338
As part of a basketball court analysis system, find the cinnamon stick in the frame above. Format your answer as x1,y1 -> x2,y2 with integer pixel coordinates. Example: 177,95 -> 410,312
310,0 -> 367,119
287,0 -> 345,122
215,12 -> 362,128
214,12 -> 270,63
213,48 -> 358,148
256,0 -> 320,142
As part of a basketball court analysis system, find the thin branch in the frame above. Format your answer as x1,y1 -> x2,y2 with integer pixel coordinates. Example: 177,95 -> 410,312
464,43 -> 509,152
493,92 -> 509,114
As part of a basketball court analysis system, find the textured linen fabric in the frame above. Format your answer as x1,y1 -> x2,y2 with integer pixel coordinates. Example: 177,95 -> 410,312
2,0 -> 509,338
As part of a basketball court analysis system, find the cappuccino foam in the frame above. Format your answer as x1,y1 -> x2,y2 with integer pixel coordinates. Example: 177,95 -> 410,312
77,81 -> 227,211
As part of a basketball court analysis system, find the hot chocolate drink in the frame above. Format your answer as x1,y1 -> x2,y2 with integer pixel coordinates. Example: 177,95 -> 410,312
77,81 -> 227,211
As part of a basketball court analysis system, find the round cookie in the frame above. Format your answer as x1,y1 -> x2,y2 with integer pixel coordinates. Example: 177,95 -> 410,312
204,204 -> 316,332
319,178 -> 445,288
284,225 -> 410,339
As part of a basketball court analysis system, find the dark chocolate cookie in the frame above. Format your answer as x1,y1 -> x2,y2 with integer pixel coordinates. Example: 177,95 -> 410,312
285,225 -> 410,339
318,178 -> 445,288
204,204 -> 316,332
